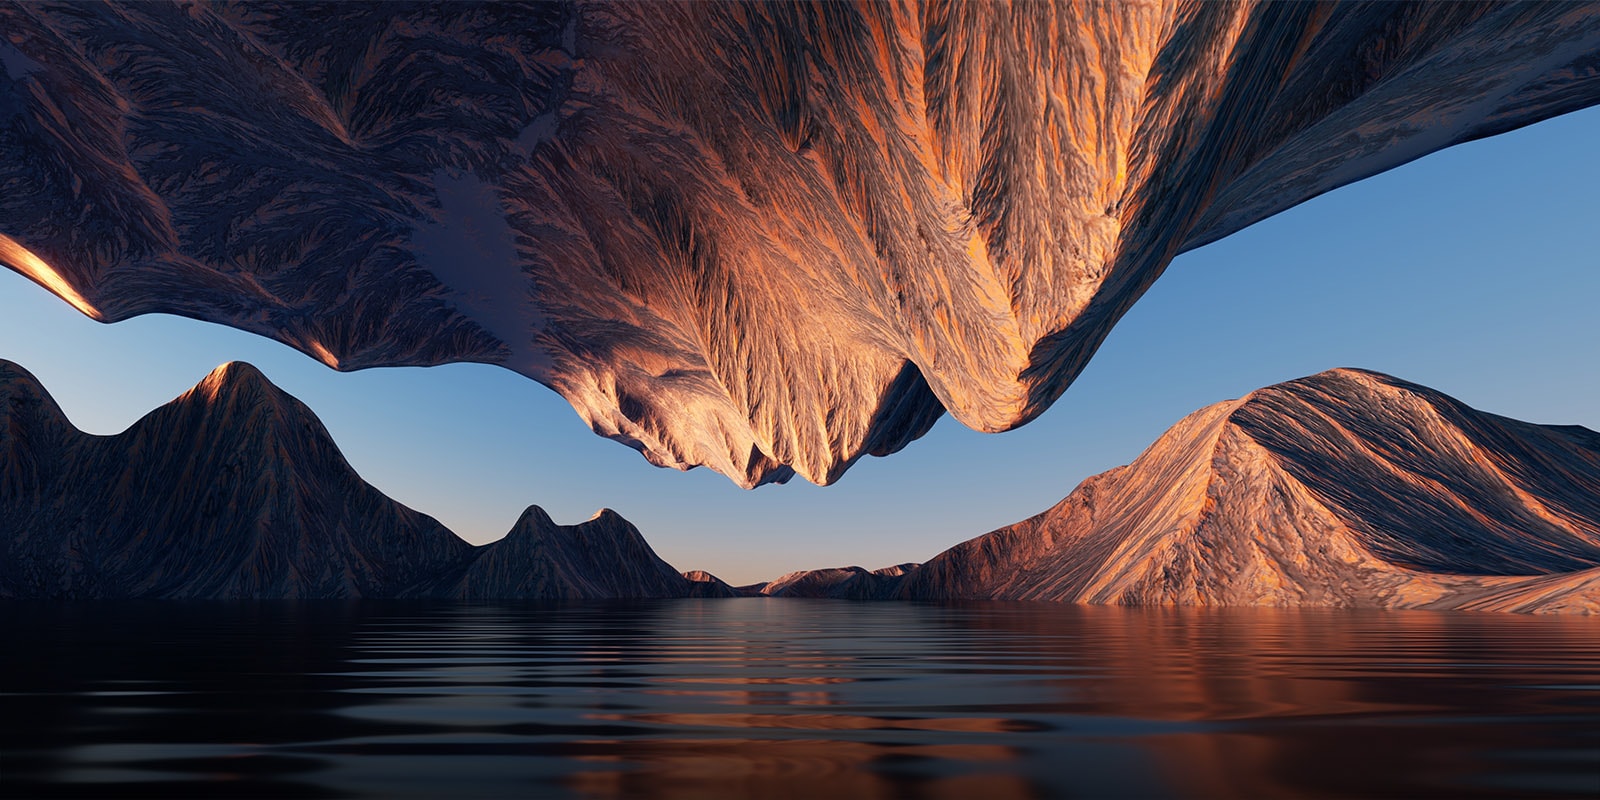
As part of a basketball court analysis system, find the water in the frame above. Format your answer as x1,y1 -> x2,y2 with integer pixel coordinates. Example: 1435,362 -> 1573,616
2,599 -> 1597,799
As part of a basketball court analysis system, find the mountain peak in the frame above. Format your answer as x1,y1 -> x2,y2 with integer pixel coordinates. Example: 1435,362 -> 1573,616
511,504 -> 558,533
195,361 -> 273,397
899,369 -> 1600,611
0,358 -> 45,391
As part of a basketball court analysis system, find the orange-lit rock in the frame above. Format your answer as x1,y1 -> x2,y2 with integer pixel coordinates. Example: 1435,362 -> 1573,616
2,4 -> 1597,486
891,369 -> 1600,612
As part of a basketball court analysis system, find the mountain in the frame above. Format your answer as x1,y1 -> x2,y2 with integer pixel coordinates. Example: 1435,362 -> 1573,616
681,570 -> 743,599
757,563 -> 921,600
889,369 -> 1600,613
0,359 -> 698,600
5,360 -> 1596,612
433,506 -> 693,601
4,3 -> 1598,487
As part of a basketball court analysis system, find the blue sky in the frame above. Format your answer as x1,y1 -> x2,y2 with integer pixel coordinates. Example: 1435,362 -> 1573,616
2,107 -> 1596,585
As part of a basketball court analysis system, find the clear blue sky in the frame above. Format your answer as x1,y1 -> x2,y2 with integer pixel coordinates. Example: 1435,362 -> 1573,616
3,108 -> 1596,585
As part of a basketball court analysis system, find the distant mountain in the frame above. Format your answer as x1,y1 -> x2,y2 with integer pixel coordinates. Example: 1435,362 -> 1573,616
0,360 -> 697,600
432,506 -> 691,601
890,369 -> 1600,613
757,563 -> 921,600
681,570 -> 743,599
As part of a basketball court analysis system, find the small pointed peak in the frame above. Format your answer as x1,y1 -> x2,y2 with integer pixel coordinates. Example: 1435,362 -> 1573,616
207,360 -> 267,382
198,361 -> 273,393
588,507 -> 623,523
512,504 -> 557,532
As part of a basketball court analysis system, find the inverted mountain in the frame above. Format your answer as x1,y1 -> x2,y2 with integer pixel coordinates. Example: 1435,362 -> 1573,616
4,3 -> 1597,486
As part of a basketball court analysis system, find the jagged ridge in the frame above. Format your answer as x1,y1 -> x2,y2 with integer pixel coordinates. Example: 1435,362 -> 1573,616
0,359 -> 697,600
3,3 -> 1598,486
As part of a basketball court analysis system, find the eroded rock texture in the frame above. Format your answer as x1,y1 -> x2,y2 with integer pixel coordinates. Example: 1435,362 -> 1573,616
889,369 -> 1600,613
3,3 -> 1597,486
0,359 -> 696,600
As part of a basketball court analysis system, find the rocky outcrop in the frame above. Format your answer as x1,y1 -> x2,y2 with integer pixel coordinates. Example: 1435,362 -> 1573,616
4,3 -> 1598,487
0,359 -> 699,600
681,570 -> 743,598
894,369 -> 1600,613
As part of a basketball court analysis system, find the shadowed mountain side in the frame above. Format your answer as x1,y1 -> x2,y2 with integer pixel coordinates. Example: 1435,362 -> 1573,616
4,3 -> 1599,487
0,360 -> 699,600
428,507 -> 692,601
888,369 -> 1600,613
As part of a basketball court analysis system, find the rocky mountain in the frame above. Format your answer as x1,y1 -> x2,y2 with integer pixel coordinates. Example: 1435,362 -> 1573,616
434,506 -> 692,601
4,360 -> 1596,613
757,563 -> 921,600
4,3 -> 1598,486
681,570 -> 743,599
0,359 -> 698,600
887,369 -> 1600,613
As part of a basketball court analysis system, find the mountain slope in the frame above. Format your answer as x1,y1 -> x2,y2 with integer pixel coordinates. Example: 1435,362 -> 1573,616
434,506 -> 695,601
3,3 -> 1598,486
758,563 -> 921,600
0,360 -> 698,600
893,369 -> 1600,612
0,360 -> 472,598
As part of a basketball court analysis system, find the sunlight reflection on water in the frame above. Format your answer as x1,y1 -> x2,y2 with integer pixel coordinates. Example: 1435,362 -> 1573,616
3,599 -> 1598,798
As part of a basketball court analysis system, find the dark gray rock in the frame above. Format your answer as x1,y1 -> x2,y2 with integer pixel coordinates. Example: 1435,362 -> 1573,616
0,359 -> 701,600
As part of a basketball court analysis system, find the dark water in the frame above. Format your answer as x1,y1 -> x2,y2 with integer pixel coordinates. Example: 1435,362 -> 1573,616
2,600 -> 1597,799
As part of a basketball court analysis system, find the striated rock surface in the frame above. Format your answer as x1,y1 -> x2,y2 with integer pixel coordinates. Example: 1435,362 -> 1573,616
0,359 -> 699,600
894,369 -> 1600,613
4,3 -> 1599,486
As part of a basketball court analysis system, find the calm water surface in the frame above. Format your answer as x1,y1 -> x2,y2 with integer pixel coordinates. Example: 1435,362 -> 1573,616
2,599 -> 1597,799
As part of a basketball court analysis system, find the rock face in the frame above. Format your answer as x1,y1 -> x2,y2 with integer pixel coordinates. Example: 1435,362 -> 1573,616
4,3 -> 1598,487
0,359 -> 697,600
893,369 -> 1600,613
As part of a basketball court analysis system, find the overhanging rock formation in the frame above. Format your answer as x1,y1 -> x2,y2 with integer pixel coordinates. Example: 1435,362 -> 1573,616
3,2 -> 1598,486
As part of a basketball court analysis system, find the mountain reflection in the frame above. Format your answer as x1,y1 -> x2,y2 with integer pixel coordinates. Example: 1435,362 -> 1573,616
3,599 -> 1596,799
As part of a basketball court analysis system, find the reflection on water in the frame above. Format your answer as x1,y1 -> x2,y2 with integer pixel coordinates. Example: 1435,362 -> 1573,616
2,600 -> 1597,798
